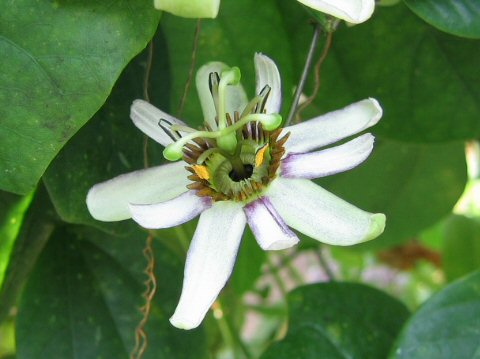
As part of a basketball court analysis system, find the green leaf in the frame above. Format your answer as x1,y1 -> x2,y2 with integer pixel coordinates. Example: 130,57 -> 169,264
0,191 -> 33,290
279,2 -> 480,143
16,225 -> 207,359
404,0 -> 480,39
443,215 -> 480,282
0,187 -> 56,321
260,283 -> 410,359
161,0 -> 295,126
320,140 -> 467,249
0,0 -> 160,194
43,31 -> 169,233
391,270 -> 480,358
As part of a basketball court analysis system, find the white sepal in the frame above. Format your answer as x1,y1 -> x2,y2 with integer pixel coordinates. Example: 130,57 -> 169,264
86,162 -> 189,221
254,53 -> 282,114
129,191 -> 211,229
130,100 -> 186,147
281,133 -> 375,179
170,201 -> 246,330
267,178 -> 385,246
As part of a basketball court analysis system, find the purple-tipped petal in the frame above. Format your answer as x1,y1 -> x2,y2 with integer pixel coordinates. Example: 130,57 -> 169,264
282,133 -> 375,179
283,98 -> 382,154
129,191 -> 212,229
244,197 -> 299,250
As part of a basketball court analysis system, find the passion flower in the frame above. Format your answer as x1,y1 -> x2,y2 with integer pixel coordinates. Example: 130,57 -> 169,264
86,53 -> 386,329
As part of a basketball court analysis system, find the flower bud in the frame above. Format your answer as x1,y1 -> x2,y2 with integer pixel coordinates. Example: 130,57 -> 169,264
154,0 -> 220,18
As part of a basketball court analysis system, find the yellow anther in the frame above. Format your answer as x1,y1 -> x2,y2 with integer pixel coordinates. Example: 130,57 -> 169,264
192,165 -> 210,180
255,144 -> 269,167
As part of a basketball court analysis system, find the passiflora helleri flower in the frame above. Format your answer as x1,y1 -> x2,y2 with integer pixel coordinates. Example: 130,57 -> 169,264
86,53 -> 386,330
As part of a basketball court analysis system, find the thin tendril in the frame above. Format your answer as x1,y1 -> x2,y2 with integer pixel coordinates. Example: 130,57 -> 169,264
130,234 -> 157,359
285,23 -> 322,126
177,19 -> 202,118
142,41 -> 154,169
295,31 -> 333,123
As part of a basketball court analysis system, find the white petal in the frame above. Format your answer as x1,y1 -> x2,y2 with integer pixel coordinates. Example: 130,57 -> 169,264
170,201 -> 246,329
283,98 -> 382,154
267,178 -> 386,246
281,133 -> 375,179
129,191 -> 211,229
297,0 -> 375,24
130,100 -> 186,147
86,162 -> 189,221
196,62 -> 248,129
154,0 -> 220,18
244,197 -> 299,250
254,53 -> 282,114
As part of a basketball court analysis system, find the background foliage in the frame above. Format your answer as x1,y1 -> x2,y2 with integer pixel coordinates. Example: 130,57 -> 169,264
0,0 -> 479,358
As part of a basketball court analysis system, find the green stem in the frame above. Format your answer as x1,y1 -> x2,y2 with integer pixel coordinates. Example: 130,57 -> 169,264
285,23 -> 321,126
266,254 -> 288,296
316,246 -> 335,281
281,252 -> 304,284
215,307 -> 238,359
217,300 -> 253,359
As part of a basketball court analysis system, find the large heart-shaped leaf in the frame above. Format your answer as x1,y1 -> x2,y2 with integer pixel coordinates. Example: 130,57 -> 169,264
16,225 -> 207,359
404,0 -> 480,39
390,270 -> 480,358
260,282 -> 410,359
43,29 -> 168,233
278,1 -> 480,143
0,0 -> 160,194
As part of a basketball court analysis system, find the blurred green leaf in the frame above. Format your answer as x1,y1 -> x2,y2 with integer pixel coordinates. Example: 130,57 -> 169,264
162,0 -> 296,126
43,30 -> 169,234
0,0 -> 160,194
0,191 -> 33,290
260,283 -> 410,359
16,225 -> 207,359
443,215 -> 480,281
390,270 -> 480,358
279,2 -> 480,143
404,0 -> 480,39
320,140 -> 467,249
0,187 -> 56,321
